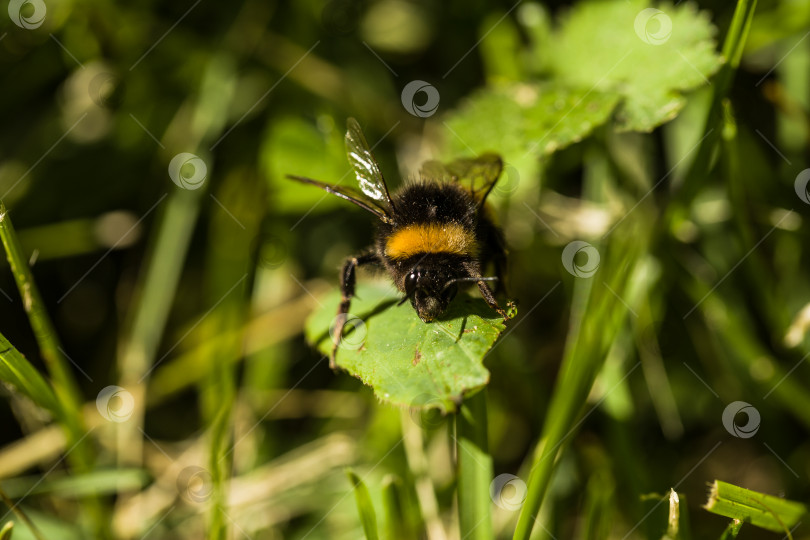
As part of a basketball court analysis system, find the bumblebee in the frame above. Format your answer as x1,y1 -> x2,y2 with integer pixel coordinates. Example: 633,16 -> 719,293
288,118 -> 511,367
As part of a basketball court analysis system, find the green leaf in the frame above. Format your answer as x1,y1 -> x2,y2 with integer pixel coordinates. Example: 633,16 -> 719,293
549,0 -> 722,132
304,282 -> 507,412
346,469 -> 379,540
703,480 -> 807,534
445,84 -> 620,158
0,522 -> 12,540
260,116 -> 348,213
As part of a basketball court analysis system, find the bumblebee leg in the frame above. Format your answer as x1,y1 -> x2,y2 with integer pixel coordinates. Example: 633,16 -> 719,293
478,218 -> 509,296
332,252 -> 380,369
476,280 -> 509,322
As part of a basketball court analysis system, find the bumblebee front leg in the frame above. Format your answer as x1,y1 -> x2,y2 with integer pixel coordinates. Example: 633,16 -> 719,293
331,252 -> 380,369
476,280 -> 509,322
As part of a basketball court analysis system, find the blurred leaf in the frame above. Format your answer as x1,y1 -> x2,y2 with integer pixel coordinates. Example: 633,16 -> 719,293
346,469 -> 380,540
0,469 -> 149,498
304,282 -> 507,412
479,10 -> 524,82
0,522 -> 11,540
703,480 -> 807,534
443,83 -> 619,186
261,116 -> 348,213
549,0 -> 722,132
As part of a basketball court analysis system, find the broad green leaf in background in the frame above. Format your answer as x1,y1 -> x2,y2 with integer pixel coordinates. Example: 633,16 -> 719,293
260,115 -> 348,213
549,0 -> 722,132
445,83 -> 620,157
304,282 -> 508,412
444,0 -> 723,166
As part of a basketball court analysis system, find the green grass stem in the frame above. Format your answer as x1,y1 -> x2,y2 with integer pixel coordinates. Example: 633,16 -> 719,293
456,390 -> 493,540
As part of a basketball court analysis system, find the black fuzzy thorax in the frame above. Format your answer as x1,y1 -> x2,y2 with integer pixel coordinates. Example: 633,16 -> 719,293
389,181 -> 477,227
373,181 -> 488,292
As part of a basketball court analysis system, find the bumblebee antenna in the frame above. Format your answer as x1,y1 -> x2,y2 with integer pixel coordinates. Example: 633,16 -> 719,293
442,276 -> 498,292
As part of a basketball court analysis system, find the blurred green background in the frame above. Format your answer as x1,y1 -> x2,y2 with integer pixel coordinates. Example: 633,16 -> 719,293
0,0 -> 809,538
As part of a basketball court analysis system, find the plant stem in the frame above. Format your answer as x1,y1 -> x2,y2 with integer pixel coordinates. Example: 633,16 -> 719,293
513,146 -> 652,540
456,390 -> 493,540
0,202 -> 84,432
400,410 -> 447,540
670,0 -> 758,210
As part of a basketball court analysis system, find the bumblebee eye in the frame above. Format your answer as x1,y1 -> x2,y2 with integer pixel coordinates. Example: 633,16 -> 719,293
404,272 -> 418,295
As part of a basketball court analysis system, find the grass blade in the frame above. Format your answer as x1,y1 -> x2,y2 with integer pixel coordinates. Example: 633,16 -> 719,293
346,469 -> 380,540
381,475 -> 420,540
456,390 -> 493,540
718,520 -> 743,540
662,489 -> 681,540
0,202 -> 107,538
703,480 -> 807,534
513,149 -> 653,540
671,0 -> 758,208
0,202 -> 84,418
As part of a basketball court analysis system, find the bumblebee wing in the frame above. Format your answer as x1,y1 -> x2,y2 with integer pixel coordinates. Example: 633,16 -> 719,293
345,118 -> 397,213
421,153 -> 503,208
286,175 -> 393,224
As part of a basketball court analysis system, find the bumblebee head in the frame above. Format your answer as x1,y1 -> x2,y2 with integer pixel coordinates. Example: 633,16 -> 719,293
401,269 -> 459,323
